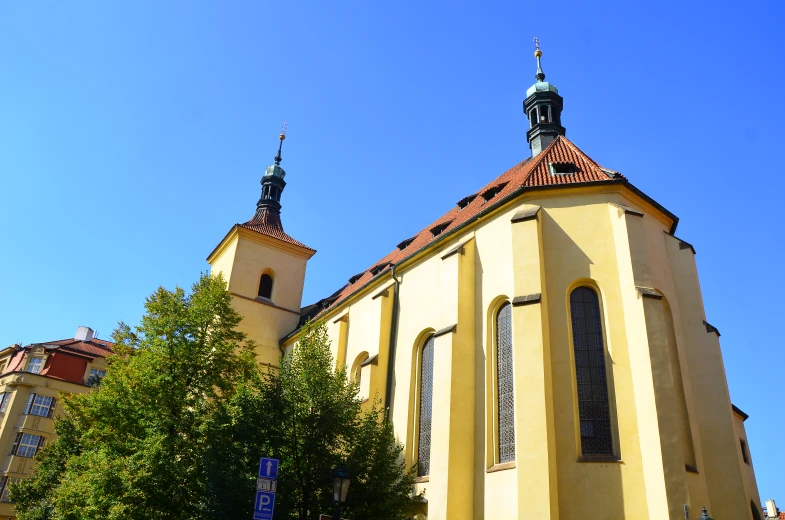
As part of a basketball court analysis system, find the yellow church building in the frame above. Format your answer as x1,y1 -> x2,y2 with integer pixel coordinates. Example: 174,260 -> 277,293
208,46 -> 762,520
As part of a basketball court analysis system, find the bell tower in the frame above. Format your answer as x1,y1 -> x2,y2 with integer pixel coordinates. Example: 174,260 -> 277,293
523,37 -> 566,156
207,126 -> 315,366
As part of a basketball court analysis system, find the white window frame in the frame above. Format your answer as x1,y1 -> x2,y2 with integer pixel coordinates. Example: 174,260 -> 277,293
25,394 -> 55,418
88,368 -> 106,386
0,476 -> 18,502
15,433 -> 43,458
26,357 -> 43,374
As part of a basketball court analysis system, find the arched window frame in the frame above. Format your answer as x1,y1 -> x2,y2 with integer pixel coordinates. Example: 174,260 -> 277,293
487,299 -> 515,466
258,270 -> 275,300
567,282 -> 619,459
350,352 -> 370,402
410,332 -> 435,479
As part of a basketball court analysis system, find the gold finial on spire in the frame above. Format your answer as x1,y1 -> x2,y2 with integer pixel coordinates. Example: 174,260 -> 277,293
533,36 -> 545,81
275,120 -> 287,165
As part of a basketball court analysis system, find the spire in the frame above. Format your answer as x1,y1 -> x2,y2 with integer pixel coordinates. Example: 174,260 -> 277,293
255,123 -> 289,215
274,121 -> 286,166
523,37 -> 566,156
534,36 -> 545,81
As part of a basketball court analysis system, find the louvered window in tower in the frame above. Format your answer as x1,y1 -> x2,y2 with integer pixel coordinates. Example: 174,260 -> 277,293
496,302 -> 515,463
570,286 -> 614,456
417,336 -> 435,477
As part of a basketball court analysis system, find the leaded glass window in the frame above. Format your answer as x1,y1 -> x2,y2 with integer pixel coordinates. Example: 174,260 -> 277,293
570,286 -> 614,456
417,336 -> 434,477
496,302 -> 515,463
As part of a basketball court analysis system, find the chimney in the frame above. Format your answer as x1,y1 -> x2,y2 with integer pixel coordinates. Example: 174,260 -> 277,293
75,326 -> 94,342
765,500 -> 777,518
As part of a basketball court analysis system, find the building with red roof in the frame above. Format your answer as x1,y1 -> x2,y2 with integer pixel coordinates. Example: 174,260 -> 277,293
0,326 -> 112,519
208,44 -> 761,519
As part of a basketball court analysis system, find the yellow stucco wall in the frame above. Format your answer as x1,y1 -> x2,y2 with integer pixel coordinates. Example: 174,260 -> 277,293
208,227 -> 312,366
733,411 -> 762,516
0,353 -> 107,519
250,184 -> 757,520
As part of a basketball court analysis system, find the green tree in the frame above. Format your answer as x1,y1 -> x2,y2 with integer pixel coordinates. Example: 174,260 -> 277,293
12,277 -> 415,520
205,321 -> 416,520
12,274 -> 256,520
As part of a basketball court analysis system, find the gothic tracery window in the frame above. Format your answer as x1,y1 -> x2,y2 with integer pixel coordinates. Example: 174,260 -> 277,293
496,302 -> 515,463
417,336 -> 434,477
570,286 -> 614,456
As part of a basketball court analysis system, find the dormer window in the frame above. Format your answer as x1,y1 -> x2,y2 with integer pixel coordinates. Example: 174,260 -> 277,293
456,194 -> 478,209
26,357 -> 43,374
481,182 -> 508,202
258,273 -> 274,300
370,262 -> 391,276
397,237 -> 416,250
430,221 -> 452,238
549,162 -> 576,176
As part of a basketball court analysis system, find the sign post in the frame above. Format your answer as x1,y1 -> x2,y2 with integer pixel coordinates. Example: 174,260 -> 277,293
253,458 -> 279,520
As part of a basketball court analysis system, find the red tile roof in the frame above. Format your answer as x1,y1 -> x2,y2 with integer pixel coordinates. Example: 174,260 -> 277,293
240,208 -> 314,251
41,338 -> 114,359
302,136 -> 623,320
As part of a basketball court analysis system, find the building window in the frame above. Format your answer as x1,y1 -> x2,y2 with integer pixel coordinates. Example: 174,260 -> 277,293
87,368 -> 106,387
26,357 -> 43,374
570,286 -> 614,456
10,433 -> 45,458
0,476 -> 19,502
258,274 -> 273,299
496,302 -> 515,463
25,394 -> 56,418
417,336 -> 435,477
740,438 -> 750,465
751,501 -> 762,520
0,393 -> 9,413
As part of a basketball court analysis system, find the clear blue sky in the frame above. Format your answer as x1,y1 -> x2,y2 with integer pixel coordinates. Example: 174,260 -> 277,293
1,0 -> 783,503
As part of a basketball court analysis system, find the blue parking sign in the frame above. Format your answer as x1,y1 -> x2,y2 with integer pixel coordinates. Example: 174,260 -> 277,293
258,457 -> 279,479
253,491 -> 276,520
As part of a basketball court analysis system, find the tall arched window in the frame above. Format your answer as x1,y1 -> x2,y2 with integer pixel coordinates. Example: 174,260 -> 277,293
258,274 -> 273,299
570,286 -> 614,456
496,302 -> 515,463
417,336 -> 435,477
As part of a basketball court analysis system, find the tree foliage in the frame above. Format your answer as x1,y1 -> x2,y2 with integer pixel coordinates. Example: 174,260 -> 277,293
12,275 -> 415,520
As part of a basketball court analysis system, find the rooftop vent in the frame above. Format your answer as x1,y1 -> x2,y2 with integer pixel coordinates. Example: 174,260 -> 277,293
430,220 -> 453,237
549,162 -> 576,176
481,182 -> 509,201
370,262 -> 391,276
456,194 -> 478,209
348,272 -> 365,284
397,236 -> 416,250
75,326 -> 94,342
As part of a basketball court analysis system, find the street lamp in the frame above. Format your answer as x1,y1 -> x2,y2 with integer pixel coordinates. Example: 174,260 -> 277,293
332,464 -> 351,519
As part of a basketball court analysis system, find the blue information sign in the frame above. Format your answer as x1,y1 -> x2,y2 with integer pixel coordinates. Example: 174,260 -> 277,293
258,457 -> 279,479
253,491 -> 276,520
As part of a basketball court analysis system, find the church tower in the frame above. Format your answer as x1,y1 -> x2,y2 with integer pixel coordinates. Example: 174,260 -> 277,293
523,38 -> 566,156
207,128 -> 315,366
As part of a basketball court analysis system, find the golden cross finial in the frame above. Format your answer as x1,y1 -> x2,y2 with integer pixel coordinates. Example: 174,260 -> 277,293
279,120 -> 287,140
534,36 -> 541,51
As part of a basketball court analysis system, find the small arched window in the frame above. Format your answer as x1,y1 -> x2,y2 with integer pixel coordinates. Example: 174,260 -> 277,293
417,336 -> 435,477
258,274 -> 273,299
496,302 -> 515,463
570,286 -> 614,456
751,501 -> 762,520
